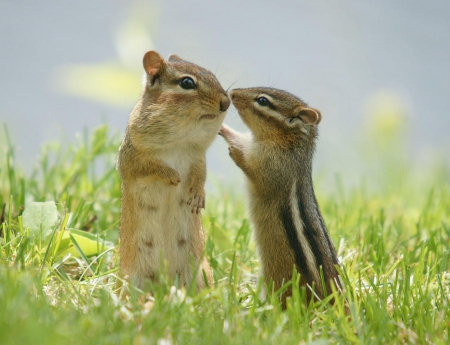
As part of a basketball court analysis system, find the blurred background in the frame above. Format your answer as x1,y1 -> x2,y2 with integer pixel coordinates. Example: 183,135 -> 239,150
1,0 -> 449,191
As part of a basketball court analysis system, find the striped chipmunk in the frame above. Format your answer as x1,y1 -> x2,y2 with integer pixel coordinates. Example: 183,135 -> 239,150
219,87 -> 342,307
117,51 -> 230,292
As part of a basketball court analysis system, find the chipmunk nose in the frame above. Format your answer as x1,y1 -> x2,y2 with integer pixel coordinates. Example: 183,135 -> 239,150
220,95 -> 230,112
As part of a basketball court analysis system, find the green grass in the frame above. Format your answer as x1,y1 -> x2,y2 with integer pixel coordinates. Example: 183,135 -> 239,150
0,124 -> 449,345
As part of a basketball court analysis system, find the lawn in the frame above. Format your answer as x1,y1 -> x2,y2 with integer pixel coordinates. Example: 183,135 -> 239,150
0,124 -> 449,344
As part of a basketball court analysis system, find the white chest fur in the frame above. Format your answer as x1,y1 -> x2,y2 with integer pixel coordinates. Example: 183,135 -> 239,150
130,148 -> 197,287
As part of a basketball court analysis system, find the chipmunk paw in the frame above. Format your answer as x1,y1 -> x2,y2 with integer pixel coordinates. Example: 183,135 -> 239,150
163,169 -> 181,186
229,145 -> 243,160
187,187 -> 205,213
219,124 -> 231,137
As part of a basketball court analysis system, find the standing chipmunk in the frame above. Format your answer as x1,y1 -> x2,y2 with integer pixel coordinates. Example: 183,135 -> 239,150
117,50 -> 230,291
220,87 -> 341,307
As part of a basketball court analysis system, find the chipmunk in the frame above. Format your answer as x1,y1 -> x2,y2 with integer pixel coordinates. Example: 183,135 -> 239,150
117,50 -> 230,291
219,87 -> 341,307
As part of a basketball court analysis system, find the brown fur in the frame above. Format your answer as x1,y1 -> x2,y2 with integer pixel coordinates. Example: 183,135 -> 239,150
117,51 -> 230,291
220,87 -> 341,308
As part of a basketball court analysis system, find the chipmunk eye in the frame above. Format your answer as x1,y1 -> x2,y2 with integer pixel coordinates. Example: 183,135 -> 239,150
180,77 -> 196,90
256,97 -> 270,106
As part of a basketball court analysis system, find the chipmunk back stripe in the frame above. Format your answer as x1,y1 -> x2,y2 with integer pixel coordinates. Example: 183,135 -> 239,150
279,204 -> 313,283
296,180 -> 340,290
289,181 -> 321,285
279,180 -> 324,285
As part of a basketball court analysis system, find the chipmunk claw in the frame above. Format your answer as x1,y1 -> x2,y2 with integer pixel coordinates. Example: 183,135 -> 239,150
187,187 -> 205,213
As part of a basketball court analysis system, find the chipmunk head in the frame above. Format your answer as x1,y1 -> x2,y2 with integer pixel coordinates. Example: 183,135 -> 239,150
230,87 -> 321,146
132,50 -> 230,149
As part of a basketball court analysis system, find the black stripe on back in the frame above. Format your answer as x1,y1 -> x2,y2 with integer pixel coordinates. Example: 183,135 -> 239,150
279,203 -> 313,282
296,183 -> 339,287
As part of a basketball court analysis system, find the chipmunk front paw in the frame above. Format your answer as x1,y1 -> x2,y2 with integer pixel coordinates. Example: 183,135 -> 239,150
219,124 -> 232,138
218,125 -> 227,136
161,168 -> 181,186
187,187 -> 205,214
228,146 -> 245,167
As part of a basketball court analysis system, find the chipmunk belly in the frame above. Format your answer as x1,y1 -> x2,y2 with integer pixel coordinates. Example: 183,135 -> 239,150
131,150 -> 197,288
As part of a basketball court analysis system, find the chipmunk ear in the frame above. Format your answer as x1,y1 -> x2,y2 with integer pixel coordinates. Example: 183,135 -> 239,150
299,107 -> 322,124
168,54 -> 184,62
143,51 -> 166,80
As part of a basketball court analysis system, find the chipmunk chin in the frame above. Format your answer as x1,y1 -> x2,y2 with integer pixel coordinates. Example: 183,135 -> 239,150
200,114 -> 218,120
